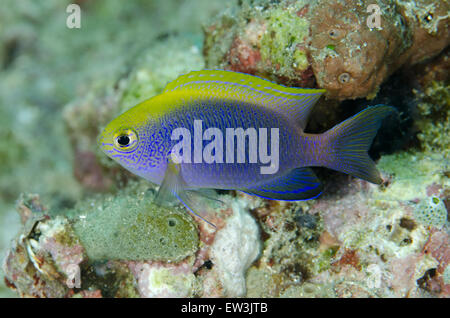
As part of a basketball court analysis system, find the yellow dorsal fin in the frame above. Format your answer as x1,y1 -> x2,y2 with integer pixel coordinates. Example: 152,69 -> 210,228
162,70 -> 325,129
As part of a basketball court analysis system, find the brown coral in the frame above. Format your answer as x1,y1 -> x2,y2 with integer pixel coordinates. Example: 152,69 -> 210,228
309,0 -> 410,99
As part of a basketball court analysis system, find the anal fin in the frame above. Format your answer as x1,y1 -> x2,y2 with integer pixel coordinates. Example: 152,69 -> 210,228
241,168 -> 323,201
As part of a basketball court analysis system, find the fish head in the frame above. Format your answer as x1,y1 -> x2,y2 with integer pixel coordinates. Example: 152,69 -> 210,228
98,105 -> 163,181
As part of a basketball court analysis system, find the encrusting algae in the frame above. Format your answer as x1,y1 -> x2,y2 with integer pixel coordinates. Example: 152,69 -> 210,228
71,186 -> 199,262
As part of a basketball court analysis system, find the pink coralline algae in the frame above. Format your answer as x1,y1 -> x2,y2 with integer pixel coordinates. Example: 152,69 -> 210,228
422,230 -> 450,296
227,37 -> 262,74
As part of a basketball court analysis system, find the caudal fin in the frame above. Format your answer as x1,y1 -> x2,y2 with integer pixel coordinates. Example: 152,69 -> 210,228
324,105 -> 395,184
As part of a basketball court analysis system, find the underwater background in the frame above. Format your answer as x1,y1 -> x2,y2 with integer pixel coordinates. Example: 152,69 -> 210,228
0,0 -> 448,298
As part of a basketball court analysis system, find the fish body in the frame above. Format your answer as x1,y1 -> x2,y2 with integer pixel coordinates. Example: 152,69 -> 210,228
100,70 -> 394,206
138,99 -> 305,189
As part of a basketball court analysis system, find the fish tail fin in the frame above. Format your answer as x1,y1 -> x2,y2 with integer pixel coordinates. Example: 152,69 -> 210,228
323,105 -> 395,184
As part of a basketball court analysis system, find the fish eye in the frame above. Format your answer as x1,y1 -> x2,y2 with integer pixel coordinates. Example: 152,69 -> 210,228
117,135 -> 130,146
113,129 -> 138,151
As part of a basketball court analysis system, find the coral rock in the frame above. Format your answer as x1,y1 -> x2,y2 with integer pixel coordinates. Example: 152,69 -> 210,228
203,0 -> 449,100
3,184 -> 260,298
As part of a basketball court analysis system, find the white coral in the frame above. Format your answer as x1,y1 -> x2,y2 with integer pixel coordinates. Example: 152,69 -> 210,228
209,199 -> 261,296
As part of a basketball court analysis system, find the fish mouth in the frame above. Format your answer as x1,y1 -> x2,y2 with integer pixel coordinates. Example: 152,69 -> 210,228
97,128 -> 114,154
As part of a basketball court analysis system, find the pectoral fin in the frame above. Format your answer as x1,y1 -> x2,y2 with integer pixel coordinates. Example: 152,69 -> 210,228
241,168 -> 323,201
154,160 -> 217,228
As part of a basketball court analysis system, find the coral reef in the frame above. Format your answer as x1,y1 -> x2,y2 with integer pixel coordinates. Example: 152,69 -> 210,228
3,181 -> 260,297
245,150 -> 449,298
203,0 -> 449,100
1,0 -> 449,299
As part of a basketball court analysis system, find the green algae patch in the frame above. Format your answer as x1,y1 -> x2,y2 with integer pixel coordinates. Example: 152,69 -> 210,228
415,81 -> 450,158
260,4 -> 310,74
71,184 -> 199,262
375,151 -> 446,202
